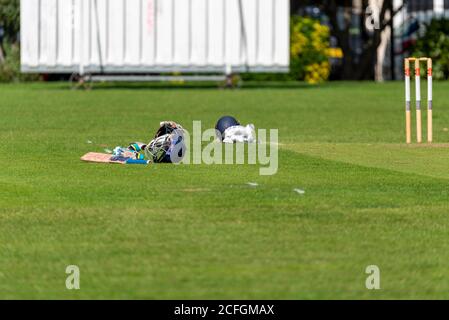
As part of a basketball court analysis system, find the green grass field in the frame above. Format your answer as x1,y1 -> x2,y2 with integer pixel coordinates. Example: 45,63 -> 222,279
1,81 -> 449,299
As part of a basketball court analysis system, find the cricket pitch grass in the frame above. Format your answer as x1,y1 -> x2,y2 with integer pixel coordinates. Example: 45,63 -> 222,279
1,81 -> 449,299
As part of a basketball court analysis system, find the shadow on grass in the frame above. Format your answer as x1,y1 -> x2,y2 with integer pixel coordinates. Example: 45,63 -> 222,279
43,81 -> 325,91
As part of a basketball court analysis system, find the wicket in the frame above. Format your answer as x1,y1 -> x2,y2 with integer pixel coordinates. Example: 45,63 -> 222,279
404,57 -> 432,144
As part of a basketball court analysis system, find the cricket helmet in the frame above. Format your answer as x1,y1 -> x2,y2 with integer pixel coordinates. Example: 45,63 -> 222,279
154,121 -> 184,138
145,121 -> 186,163
215,115 -> 240,140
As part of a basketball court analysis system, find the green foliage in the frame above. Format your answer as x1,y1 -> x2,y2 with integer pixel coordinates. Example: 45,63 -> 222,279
0,0 -> 19,42
0,0 -> 35,82
0,43 -> 40,82
411,18 -> 449,80
243,16 -> 331,83
290,16 -> 331,84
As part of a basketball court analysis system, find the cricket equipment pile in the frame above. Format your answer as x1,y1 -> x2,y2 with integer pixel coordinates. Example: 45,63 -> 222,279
81,121 -> 186,165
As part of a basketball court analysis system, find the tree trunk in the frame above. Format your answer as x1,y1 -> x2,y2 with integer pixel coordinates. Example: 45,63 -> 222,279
321,0 -> 399,80
0,45 -> 4,63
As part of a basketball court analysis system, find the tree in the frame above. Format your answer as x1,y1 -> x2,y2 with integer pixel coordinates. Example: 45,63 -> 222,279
291,0 -> 404,80
326,0 -> 404,80
411,18 -> 449,80
0,0 -> 19,61
0,0 -> 19,42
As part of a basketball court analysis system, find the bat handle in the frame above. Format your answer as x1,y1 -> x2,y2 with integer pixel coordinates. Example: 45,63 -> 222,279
126,159 -> 150,165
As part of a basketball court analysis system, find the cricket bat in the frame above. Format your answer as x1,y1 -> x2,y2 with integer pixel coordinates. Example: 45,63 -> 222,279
81,152 -> 149,165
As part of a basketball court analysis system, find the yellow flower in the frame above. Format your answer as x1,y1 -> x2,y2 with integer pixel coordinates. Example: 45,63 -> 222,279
290,17 -> 331,83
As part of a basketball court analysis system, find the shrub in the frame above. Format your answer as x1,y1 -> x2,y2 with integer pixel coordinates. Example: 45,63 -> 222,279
0,0 -> 19,42
290,16 -> 331,84
0,42 -> 40,82
410,18 -> 449,80
242,16 -> 331,83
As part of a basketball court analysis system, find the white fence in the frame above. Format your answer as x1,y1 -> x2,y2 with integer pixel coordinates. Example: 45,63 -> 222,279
21,0 -> 290,74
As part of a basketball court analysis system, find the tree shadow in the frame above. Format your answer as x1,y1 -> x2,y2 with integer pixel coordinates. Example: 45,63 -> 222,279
45,81 -> 325,91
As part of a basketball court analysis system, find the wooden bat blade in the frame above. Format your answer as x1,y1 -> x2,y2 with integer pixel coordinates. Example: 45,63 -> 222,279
81,152 -> 148,165
80,152 -> 126,164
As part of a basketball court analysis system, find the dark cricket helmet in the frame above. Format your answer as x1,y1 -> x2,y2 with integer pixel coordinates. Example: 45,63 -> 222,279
215,115 -> 240,140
